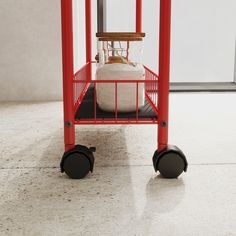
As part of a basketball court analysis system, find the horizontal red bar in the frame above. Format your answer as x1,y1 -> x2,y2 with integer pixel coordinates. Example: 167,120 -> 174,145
73,80 -> 158,83
75,120 -> 158,125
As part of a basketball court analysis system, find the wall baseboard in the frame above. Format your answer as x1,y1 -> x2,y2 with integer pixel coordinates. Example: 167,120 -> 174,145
170,82 -> 236,92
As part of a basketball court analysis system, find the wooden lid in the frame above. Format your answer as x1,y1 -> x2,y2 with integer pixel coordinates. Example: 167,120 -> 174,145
96,32 -> 145,41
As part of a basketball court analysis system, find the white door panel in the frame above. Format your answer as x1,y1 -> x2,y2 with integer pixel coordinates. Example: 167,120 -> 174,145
74,0 -> 236,83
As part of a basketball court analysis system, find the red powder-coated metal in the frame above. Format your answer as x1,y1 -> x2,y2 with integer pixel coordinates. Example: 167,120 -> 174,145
73,64 -> 158,125
94,83 -> 97,121
75,120 -> 158,125
85,0 -> 92,81
136,83 -> 139,122
74,62 -> 91,113
61,0 -> 75,152
115,83 -> 118,120
61,0 -> 172,152
158,0 -> 172,151
136,0 -> 142,32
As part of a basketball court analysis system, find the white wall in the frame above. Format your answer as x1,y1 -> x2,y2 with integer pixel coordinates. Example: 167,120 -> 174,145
0,0 -> 62,102
0,0 -> 235,102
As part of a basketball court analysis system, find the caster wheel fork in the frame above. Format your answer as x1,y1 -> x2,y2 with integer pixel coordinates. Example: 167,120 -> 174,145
153,145 -> 188,179
61,145 -> 96,179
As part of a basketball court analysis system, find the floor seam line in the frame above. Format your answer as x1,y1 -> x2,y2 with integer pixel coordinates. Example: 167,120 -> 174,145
0,163 -> 236,170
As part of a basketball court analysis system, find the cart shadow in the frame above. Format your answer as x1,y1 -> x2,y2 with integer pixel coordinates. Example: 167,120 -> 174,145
0,125 -> 130,169
75,125 -> 130,168
0,128 -> 64,168
0,126 -> 136,234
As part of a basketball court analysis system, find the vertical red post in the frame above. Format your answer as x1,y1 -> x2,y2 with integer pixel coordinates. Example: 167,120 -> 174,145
86,0 -> 92,81
61,0 -> 75,152
158,0 -> 172,150
115,82 -> 118,121
94,83 -> 97,121
136,0 -> 142,32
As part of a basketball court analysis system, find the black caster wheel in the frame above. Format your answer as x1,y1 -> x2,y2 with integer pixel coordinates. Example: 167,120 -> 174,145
153,145 -> 188,179
60,145 -> 96,179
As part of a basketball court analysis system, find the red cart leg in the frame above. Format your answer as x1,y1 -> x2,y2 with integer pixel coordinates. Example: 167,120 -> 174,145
60,0 -> 96,179
158,0 -> 171,151
61,0 -> 75,152
153,0 -> 188,178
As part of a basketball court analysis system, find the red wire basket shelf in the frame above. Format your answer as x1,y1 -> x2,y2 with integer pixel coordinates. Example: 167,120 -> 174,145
73,62 -> 159,125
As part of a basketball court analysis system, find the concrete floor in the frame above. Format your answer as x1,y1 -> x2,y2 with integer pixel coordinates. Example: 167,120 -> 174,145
0,93 -> 236,236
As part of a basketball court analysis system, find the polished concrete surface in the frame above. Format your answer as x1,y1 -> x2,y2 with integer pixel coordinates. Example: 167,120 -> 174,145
0,93 -> 236,235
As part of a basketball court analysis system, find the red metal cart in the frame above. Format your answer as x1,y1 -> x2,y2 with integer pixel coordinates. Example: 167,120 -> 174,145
60,0 -> 188,179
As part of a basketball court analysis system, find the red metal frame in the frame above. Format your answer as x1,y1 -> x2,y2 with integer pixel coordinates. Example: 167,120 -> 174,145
85,0 -> 92,81
158,0 -> 172,151
61,0 -> 75,152
61,0 -> 171,152
136,0 -> 142,32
